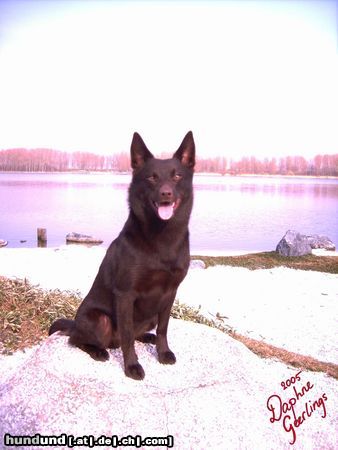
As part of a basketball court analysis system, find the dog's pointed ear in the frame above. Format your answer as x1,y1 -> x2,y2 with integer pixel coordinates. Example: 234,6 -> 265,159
173,131 -> 195,169
131,132 -> 154,170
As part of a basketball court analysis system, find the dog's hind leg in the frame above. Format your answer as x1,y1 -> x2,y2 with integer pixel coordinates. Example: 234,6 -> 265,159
137,333 -> 157,344
69,309 -> 113,362
135,319 -> 157,344
76,343 -> 110,361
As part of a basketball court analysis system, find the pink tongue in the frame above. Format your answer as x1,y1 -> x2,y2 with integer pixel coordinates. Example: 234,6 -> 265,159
158,204 -> 174,220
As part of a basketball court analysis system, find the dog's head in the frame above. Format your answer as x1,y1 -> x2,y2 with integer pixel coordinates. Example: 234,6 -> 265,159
129,132 -> 195,223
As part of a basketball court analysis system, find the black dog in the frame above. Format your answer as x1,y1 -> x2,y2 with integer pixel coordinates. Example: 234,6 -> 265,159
49,131 -> 195,380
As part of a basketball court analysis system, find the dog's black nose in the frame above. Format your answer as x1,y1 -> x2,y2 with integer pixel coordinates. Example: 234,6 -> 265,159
160,184 -> 173,201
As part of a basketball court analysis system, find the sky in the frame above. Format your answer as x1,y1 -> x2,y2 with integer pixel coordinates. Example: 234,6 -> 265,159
0,0 -> 337,159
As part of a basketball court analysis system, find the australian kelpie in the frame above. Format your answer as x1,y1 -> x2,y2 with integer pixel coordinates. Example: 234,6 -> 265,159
49,131 -> 195,380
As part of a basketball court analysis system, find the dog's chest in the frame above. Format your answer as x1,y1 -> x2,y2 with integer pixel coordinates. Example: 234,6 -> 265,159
135,265 -> 186,296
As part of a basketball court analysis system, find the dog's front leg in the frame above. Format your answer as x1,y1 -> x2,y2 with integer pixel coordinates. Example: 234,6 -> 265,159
116,292 -> 145,380
156,294 -> 176,365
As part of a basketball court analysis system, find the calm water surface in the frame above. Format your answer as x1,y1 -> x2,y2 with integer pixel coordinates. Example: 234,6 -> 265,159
1,172 -> 337,253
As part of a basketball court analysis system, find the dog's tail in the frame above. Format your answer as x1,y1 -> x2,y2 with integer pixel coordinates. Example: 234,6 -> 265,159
49,318 -> 75,336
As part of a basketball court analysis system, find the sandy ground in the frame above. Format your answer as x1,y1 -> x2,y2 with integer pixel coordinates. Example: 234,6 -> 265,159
0,246 -> 337,364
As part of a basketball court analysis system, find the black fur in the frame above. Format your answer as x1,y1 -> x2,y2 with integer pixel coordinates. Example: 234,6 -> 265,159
49,131 -> 195,380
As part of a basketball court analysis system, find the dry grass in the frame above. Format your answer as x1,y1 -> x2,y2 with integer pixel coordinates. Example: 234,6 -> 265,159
0,276 -> 79,354
171,300 -> 233,333
229,331 -> 338,380
192,251 -> 338,273
1,259 -> 337,380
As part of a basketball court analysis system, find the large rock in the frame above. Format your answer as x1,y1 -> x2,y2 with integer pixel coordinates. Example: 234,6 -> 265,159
1,319 -> 337,449
307,234 -> 336,251
66,232 -> 103,245
0,239 -> 8,248
189,259 -> 206,269
276,230 -> 312,256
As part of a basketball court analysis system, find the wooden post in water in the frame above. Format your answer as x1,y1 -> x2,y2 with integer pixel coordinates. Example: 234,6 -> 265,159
37,228 -> 47,247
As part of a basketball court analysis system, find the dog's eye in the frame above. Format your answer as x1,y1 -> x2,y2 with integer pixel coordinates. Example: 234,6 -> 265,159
173,174 -> 182,182
147,174 -> 158,183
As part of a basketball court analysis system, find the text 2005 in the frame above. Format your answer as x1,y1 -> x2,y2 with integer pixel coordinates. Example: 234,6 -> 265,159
281,370 -> 302,390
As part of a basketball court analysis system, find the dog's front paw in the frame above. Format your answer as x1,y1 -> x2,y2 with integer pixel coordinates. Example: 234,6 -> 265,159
125,363 -> 145,380
158,350 -> 176,365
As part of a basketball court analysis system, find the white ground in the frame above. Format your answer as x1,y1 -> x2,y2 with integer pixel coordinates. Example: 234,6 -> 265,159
0,246 -> 337,364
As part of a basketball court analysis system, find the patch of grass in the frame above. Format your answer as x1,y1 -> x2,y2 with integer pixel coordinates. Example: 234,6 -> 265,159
171,300 -> 233,334
0,276 -> 79,355
230,332 -> 338,380
192,251 -> 338,273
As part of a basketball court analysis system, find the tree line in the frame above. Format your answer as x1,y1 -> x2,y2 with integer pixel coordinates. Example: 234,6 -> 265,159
0,149 -> 130,172
0,148 -> 337,176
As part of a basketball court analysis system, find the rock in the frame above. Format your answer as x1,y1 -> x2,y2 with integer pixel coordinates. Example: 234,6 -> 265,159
189,259 -> 206,269
276,231 -> 336,256
1,319 -> 337,449
66,232 -> 103,245
0,239 -> 8,248
306,234 -> 336,251
276,230 -> 312,256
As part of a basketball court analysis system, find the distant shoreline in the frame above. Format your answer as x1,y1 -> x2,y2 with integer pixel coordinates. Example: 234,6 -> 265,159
0,170 -> 337,180
194,172 -> 338,180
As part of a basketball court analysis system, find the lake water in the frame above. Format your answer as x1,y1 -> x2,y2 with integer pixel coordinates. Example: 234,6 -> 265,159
1,172 -> 337,253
